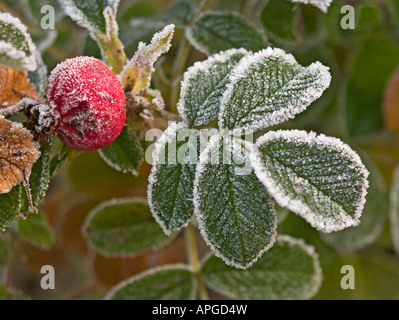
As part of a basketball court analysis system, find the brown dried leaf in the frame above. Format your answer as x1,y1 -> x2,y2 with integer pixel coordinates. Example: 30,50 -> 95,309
0,65 -> 40,109
0,117 -> 39,194
383,67 -> 399,136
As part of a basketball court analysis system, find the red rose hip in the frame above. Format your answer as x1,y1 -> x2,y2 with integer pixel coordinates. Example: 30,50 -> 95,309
47,56 -> 126,151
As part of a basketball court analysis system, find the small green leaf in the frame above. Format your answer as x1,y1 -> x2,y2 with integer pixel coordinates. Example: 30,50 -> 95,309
17,212 -> 55,250
0,186 -> 22,230
260,0 -> 299,42
0,284 -> 28,300
105,264 -> 196,300
186,12 -> 267,55
390,165 -> 399,256
0,12 -> 36,71
98,127 -> 143,176
59,0 -> 119,34
219,48 -> 331,133
194,135 -> 277,269
84,198 -> 172,257
148,123 -> 203,235
177,48 -> 248,126
0,236 -> 8,267
202,235 -> 322,300
119,24 -> 174,93
28,51 -> 48,97
251,130 -> 369,233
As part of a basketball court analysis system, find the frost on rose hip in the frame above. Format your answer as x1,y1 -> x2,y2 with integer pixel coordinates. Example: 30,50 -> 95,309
46,56 -> 126,151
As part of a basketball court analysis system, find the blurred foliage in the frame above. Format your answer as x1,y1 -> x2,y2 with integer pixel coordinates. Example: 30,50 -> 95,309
0,0 -> 398,300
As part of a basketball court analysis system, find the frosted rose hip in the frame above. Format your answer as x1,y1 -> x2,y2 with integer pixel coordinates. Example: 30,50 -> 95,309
46,56 -> 126,151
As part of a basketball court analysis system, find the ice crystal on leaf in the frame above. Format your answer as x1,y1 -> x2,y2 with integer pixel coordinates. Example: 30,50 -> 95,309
0,12 -> 37,72
177,49 -> 249,126
219,48 -> 331,134
250,130 -> 369,233
291,0 -> 333,13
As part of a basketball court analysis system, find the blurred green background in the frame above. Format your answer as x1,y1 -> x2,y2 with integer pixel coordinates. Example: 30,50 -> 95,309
0,0 -> 399,300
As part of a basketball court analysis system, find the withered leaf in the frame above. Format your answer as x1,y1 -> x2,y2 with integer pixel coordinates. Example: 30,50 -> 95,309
0,117 -> 39,194
0,65 -> 40,112
383,67 -> 399,136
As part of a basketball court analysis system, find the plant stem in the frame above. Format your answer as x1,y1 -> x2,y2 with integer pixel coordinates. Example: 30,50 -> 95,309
170,37 -> 192,109
185,222 -> 210,300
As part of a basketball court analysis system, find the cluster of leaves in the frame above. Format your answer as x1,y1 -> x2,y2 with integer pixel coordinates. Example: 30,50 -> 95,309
0,0 -> 399,300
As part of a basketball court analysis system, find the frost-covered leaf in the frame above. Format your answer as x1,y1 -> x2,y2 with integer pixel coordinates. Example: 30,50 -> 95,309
251,130 -> 369,233
0,117 -> 40,195
148,123 -> 203,235
99,127 -> 143,176
119,24 -> 174,93
202,235 -> 322,299
321,163 -> 386,253
219,48 -> 331,133
0,66 -> 41,116
0,186 -> 22,230
186,12 -> 267,55
0,236 -> 8,267
20,145 -> 50,214
17,212 -> 55,250
0,12 -> 36,71
291,0 -> 332,13
177,49 -> 248,126
83,198 -> 172,257
105,264 -> 196,300
59,0 -> 119,34
28,51 -> 48,97
390,165 -> 399,256
194,134 -> 277,269
0,284 -> 28,300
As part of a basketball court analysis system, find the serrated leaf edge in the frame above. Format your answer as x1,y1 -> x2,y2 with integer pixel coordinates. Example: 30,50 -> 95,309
251,129 -> 369,233
147,122 -> 194,236
201,235 -> 323,300
177,48 -> 250,126
193,133 -> 278,269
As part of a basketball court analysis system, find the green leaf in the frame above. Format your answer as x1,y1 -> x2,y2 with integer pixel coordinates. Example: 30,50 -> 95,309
0,284 -> 28,300
186,12 -> 267,55
344,34 -> 399,137
98,127 -> 143,176
321,160 -> 386,253
177,48 -> 248,126
219,48 -> 331,133
148,123 -> 203,235
260,0 -> 299,42
194,134 -> 277,269
28,51 -> 48,97
83,198 -> 172,257
20,145 -> 51,213
0,236 -> 8,267
17,212 -> 55,250
202,235 -> 322,299
105,265 -> 196,300
0,186 -> 22,230
0,12 -> 36,71
59,0 -> 119,34
390,165 -> 399,256
251,130 -> 369,233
